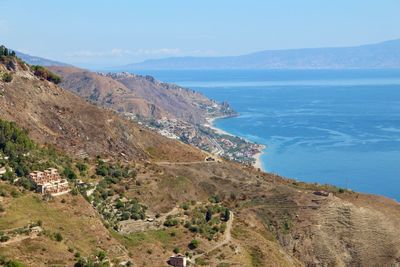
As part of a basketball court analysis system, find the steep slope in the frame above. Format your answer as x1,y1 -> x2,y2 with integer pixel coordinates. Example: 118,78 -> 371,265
49,66 -> 233,124
1,55 -> 399,266
0,59 -> 205,163
123,39 -> 400,70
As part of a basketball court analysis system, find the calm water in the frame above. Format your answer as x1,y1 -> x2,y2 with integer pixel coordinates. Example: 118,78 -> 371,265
135,69 -> 400,201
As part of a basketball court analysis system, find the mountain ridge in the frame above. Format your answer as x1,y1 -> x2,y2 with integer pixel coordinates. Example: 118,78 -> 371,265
15,51 -> 70,67
122,39 -> 400,70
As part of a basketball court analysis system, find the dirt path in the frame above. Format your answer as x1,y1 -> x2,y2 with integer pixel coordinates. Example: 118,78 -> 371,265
155,161 -> 219,166
192,211 -> 234,261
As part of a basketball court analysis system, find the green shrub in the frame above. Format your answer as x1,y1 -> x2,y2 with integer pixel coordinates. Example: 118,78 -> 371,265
63,166 -> 77,180
164,216 -> 179,227
0,235 -> 10,242
188,239 -> 199,250
54,232 -> 63,242
2,73 -> 13,83
30,65 -> 61,84
4,260 -> 24,267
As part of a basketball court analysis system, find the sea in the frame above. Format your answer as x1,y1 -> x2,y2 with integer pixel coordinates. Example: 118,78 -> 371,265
133,69 -> 400,201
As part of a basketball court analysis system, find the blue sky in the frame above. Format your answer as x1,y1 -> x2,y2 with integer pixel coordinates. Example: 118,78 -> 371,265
1,0 -> 399,67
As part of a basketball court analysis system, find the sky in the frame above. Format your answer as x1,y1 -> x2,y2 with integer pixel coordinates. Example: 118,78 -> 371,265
1,0 -> 400,68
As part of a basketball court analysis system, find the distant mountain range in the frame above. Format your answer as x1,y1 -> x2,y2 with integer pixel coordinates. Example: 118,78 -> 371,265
121,39 -> 400,70
15,51 -> 70,67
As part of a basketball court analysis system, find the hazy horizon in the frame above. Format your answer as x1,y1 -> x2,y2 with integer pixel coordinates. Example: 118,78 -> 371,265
1,0 -> 400,68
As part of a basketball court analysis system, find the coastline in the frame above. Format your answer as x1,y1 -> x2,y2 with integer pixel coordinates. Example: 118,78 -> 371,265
252,144 -> 266,171
205,116 -> 236,137
206,115 -> 266,172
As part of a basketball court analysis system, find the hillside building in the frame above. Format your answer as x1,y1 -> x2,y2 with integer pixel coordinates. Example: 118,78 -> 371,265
168,254 -> 187,267
29,168 -> 69,196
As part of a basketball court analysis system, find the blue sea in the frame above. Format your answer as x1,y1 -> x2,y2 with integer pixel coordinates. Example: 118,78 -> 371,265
135,69 -> 400,201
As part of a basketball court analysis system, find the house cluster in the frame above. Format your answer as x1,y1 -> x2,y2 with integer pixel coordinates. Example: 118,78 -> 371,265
29,168 -> 70,196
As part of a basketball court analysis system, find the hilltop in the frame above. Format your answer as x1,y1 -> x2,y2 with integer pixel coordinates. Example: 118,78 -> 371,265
123,39 -> 400,70
0,49 -> 399,266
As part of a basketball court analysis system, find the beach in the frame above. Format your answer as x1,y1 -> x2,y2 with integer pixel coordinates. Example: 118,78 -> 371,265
206,116 -> 266,171
205,116 -> 235,137
253,145 -> 266,171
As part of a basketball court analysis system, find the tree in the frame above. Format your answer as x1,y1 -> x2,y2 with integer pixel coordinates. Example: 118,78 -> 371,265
63,167 -> 77,180
205,209 -> 212,222
222,208 -> 230,222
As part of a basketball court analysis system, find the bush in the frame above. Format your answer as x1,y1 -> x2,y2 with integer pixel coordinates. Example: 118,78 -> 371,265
75,163 -> 88,172
164,217 -> 179,227
54,232 -> 63,242
2,73 -> 13,83
188,239 -> 199,250
173,247 -> 180,254
97,250 -> 107,261
0,235 -> 10,242
63,167 -> 77,180
4,260 -> 24,267
30,65 -> 61,84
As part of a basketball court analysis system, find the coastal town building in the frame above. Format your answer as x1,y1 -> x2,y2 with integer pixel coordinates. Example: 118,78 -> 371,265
29,168 -> 70,196
168,254 -> 187,267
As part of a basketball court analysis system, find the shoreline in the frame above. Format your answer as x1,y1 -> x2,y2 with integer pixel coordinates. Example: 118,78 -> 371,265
205,115 -> 267,172
252,144 -> 266,171
205,116 -> 236,137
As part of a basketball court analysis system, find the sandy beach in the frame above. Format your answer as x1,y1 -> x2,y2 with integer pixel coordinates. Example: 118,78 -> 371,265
253,145 -> 266,171
205,116 -> 266,172
205,116 -> 235,137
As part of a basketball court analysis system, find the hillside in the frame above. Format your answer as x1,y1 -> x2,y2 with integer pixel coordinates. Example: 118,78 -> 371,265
123,39 -> 400,70
15,51 -> 70,67
0,56 -> 205,163
49,66 -> 233,124
0,53 -> 400,266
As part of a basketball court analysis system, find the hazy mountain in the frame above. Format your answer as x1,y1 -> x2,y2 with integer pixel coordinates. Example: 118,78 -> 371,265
122,39 -> 400,70
15,51 -> 70,66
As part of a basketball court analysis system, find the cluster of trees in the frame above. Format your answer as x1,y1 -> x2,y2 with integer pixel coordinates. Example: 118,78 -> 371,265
0,120 -> 35,186
30,65 -> 61,84
0,119 -> 78,191
0,45 -> 16,57
183,203 -> 229,240
114,197 -> 147,221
